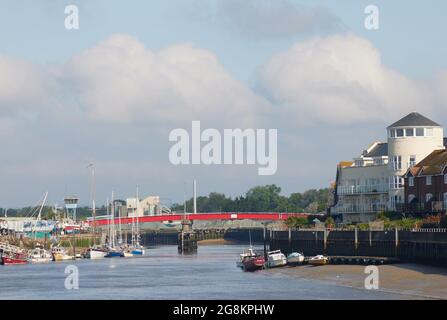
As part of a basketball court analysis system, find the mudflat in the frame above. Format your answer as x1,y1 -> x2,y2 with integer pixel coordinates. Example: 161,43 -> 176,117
267,263 -> 447,299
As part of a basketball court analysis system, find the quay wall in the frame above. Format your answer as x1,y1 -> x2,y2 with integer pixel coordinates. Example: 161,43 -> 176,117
225,229 -> 447,266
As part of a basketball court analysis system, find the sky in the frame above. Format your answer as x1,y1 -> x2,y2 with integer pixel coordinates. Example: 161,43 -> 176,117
1,0 -> 447,207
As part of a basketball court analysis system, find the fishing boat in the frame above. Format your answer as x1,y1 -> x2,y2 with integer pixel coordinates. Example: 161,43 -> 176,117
28,247 -> 52,263
236,248 -> 256,268
242,254 -> 265,271
287,252 -> 305,266
308,255 -> 329,266
51,246 -> 74,261
267,250 -> 287,268
1,251 -> 28,265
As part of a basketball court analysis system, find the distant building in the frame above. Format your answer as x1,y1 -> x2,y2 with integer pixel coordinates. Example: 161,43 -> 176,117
331,112 -> 445,223
403,149 -> 447,215
126,195 -> 160,217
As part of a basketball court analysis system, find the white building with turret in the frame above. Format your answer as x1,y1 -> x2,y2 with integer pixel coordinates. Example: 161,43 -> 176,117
331,112 -> 445,223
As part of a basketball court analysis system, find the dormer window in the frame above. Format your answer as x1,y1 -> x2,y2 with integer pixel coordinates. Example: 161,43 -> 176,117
409,177 -> 414,187
426,176 -> 432,185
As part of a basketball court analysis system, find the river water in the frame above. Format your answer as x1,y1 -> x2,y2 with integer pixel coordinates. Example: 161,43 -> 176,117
0,244 -> 411,299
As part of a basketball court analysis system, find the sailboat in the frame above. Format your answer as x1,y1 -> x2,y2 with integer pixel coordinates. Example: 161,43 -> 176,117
129,186 -> 145,256
236,230 -> 257,268
29,192 -> 52,263
105,192 -> 124,258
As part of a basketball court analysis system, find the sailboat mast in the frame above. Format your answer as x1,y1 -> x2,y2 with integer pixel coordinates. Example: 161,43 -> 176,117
37,191 -> 48,221
111,191 -> 115,247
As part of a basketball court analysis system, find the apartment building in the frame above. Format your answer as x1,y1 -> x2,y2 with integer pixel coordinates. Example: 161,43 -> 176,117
331,112 -> 445,223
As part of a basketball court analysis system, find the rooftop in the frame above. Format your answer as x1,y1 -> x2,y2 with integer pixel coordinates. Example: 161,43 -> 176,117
406,149 -> 447,176
387,112 -> 440,128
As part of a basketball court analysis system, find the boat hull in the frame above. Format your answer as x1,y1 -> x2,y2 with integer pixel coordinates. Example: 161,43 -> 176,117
242,257 -> 265,271
105,251 -> 124,258
53,254 -> 74,261
308,259 -> 328,266
1,256 -> 28,265
267,258 -> 287,268
131,249 -> 144,255
86,249 -> 107,259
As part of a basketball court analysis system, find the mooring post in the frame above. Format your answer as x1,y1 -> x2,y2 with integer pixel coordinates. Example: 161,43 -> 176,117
288,228 -> 291,252
395,227 -> 399,256
354,227 -> 358,251
263,227 -> 267,260
369,230 -> 372,247
323,227 -> 327,253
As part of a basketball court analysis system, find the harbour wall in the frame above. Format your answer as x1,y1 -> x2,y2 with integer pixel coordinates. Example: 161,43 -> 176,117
225,228 -> 447,266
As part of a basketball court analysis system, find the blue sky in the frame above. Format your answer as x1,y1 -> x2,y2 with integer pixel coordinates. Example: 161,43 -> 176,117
1,1 -> 447,207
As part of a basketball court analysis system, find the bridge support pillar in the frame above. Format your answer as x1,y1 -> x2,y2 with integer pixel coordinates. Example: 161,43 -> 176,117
178,220 -> 197,254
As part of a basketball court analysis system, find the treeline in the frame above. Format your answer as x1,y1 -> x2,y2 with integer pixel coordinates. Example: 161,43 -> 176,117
171,184 -> 329,214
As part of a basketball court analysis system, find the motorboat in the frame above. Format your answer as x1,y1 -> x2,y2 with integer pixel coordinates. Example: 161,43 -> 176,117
236,248 -> 256,268
242,255 -> 265,272
267,250 -> 287,268
308,255 -> 329,266
51,246 -> 74,261
85,246 -> 107,259
287,252 -> 305,266
28,247 -> 52,263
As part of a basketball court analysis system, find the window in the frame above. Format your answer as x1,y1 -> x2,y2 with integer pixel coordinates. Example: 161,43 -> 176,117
405,128 -> 414,136
409,155 -> 416,167
391,176 -> 404,189
426,193 -> 433,202
444,174 -> 447,184
396,129 -> 404,137
426,128 -> 434,136
409,176 -> 414,187
416,128 -> 424,136
389,129 -> 396,138
392,156 -> 402,170
426,176 -> 432,185
444,193 -> 447,208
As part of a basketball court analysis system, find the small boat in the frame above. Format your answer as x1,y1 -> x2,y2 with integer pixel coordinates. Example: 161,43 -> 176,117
308,255 -> 329,266
28,247 -> 52,263
242,255 -> 265,272
236,248 -> 256,268
287,252 -> 305,266
1,251 -> 29,265
105,247 -> 124,258
51,246 -> 74,261
130,244 -> 145,255
267,250 -> 287,268
85,245 -> 107,259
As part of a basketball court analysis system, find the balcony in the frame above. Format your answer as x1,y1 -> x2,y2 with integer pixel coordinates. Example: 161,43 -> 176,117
337,184 -> 389,195
332,203 -> 388,214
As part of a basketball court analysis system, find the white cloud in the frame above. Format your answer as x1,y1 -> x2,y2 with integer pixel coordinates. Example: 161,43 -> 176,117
258,33 -> 432,125
62,34 -> 267,127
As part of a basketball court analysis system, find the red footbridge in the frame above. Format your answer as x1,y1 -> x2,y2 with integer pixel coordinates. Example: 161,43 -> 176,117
90,212 -> 314,226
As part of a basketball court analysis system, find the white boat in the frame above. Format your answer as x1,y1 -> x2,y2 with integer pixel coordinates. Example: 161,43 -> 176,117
236,248 -> 256,268
51,246 -> 74,261
85,246 -> 107,259
28,247 -> 52,263
287,252 -> 305,265
308,255 -> 329,266
267,250 -> 287,268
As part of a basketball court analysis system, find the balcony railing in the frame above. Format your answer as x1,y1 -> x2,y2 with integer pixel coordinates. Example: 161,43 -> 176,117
397,201 -> 447,214
332,203 -> 388,214
337,184 -> 389,195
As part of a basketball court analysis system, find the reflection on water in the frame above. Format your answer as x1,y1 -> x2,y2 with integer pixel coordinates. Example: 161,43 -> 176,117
0,245 -> 408,300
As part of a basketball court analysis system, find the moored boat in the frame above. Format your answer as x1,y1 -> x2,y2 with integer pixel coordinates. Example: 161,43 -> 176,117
105,247 -> 124,258
1,251 -> 28,265
28,247 -> 52,263
51,246 -> 74,261
287,252 -> 305,266
85,246 -> 107,259
267,250 -> 287,268
236,248 -> 256,268
308,255 -> 329,266
130,244 -> 145,255
242,255 -> 265,272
